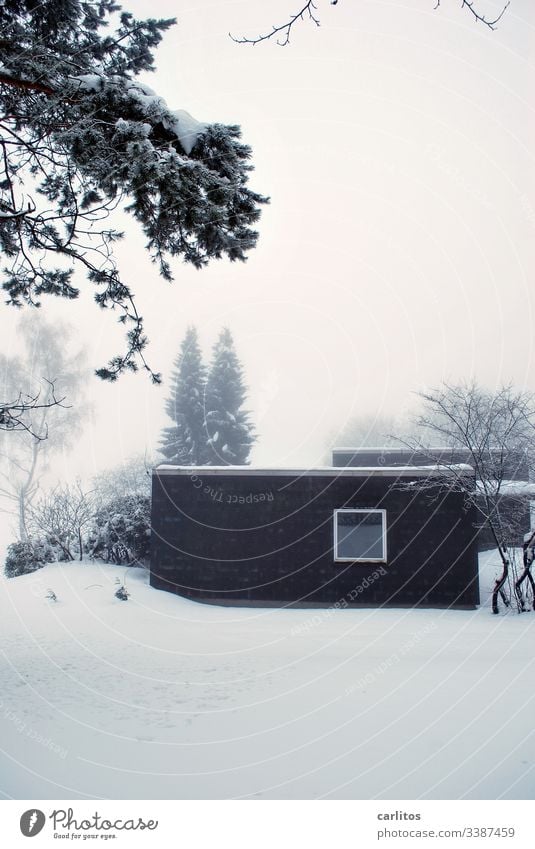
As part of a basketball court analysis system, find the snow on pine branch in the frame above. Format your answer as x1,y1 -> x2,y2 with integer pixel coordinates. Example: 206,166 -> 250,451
74,76 -> 208,155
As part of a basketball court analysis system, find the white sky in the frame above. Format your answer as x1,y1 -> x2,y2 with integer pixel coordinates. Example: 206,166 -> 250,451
1,0 -> 534,478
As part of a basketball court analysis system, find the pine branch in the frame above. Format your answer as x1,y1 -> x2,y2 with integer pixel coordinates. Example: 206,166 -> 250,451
0,1 -> 267,384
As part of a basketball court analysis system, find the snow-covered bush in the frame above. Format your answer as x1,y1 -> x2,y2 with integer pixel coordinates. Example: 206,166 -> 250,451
83,456 -> 153,566
4,539 -> 55,579
87,495 -> 151,566
114,581 -> 130,601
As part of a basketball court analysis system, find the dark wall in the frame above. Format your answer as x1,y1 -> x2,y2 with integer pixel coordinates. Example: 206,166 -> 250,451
150,470 -> 480,609
332,449 -> 530,548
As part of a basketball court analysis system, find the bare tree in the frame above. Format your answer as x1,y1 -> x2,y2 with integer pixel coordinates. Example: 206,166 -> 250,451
400,381 -> 535,614
231,1 -> 510,46
516,529 -> 535,612
92,454 -> 153,503
29,482 -> 94,562
0,315 -> 87,540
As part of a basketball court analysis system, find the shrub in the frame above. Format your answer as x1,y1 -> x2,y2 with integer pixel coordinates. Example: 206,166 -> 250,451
87,494 -> 151,565
4,539 -> 55,578
114,584 -> 130,601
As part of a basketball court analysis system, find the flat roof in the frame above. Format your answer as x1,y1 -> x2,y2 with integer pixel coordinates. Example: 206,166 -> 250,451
332,446 -> 463,452
331,446 -> 514,453
154,464 -> 473,478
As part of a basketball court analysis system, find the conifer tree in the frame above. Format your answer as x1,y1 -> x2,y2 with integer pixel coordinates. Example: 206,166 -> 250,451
0,1 -> 267,381
204,329 -> 255,465
160,328 -> 207,465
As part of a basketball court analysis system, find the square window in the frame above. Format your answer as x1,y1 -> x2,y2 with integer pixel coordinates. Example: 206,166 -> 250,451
334,509 -> 387,562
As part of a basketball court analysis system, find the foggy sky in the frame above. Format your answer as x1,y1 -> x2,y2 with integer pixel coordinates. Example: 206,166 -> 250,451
1,0 -> 534,479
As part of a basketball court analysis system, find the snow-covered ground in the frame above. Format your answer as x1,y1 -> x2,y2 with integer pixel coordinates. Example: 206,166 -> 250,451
0,553 -> 534,800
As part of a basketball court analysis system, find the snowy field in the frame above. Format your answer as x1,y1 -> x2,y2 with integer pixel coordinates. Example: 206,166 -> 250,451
0,554 -> 534,800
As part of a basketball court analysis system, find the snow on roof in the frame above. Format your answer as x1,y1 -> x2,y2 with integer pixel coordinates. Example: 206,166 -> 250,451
478,480 -> 535,497
331,446 -> 521,454
154,464 -> 474,478
332,446 -> 469,455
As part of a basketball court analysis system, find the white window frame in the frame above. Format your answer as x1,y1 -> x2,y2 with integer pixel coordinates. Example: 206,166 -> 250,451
333,508 -> 387,563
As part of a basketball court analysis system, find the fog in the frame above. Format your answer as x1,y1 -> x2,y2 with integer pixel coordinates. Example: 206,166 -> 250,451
1,0 -> 534,479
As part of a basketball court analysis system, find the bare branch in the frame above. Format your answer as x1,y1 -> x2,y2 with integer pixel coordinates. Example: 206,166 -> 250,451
0,380 -> 65,439
29,481 -> 95,562
437,1 -> 510,30
230,1 -> 321,46
232,0 -> 510,46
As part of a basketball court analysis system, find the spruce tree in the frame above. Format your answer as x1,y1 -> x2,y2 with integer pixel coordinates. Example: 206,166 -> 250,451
160,328 -> 207,465
204,329 -> 255,465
